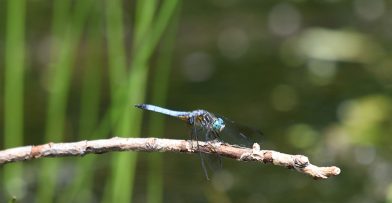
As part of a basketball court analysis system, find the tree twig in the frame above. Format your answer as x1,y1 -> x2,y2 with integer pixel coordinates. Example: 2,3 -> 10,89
0,137 -> 340,179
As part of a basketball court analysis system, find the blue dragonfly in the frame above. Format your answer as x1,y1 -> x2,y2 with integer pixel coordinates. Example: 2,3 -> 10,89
135,104 -> 261,179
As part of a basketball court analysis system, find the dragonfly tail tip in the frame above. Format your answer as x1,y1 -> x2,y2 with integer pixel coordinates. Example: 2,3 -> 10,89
134,104 -> 145,109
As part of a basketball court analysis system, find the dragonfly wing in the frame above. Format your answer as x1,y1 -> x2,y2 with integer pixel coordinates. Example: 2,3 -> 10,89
219,116 -> 262,148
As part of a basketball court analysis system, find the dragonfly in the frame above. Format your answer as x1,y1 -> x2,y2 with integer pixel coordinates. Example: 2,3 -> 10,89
135,104 -> 261,180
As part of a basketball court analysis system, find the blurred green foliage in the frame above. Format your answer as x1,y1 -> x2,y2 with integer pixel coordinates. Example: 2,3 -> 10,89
3,0 -> 25,200
1,0 -> 391,203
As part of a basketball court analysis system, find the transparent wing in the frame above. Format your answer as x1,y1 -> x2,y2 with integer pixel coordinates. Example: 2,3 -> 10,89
219,115 -> 262,148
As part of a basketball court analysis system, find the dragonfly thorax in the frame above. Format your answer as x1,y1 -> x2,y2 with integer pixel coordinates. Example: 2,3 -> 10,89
188,110 -> 225,134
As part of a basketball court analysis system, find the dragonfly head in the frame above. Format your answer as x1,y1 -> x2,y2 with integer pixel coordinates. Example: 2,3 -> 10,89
212,117 -> 225,133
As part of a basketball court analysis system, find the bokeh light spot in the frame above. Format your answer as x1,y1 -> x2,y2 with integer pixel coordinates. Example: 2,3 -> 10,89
353,0 -> 385,21
294,28 -> 384,63
287,124 -> 318,149
354,146 -> 376,165
268,3 -> 301,36
307,59 -> 337,85
337,96 -> 392,145
182,52 -> 215,82
217,27 -> 249,59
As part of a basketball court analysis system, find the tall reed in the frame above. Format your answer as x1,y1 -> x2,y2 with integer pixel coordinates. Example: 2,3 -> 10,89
103,1 -> 180,202
147,4 -> 182,203
36,0 -> 93,202
103,1 -> 158,202
3,0 -> 26,199
57,3 -> 103,202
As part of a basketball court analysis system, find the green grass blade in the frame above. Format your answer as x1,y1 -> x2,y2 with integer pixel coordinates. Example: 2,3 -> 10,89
3,0 -> 26,199
105,1 -> 158,202
105,0 -> 180,202
56,4 -> 103,202
51,0 -> 71,39
106,0 -> 127,130
7,196 -> 16,203
100,1 -> 132,202
134,0 -> 158,46
36,0 -> 94,202
78,43 -> 102,139
146,4 -> 182,203
132,0 -> 180,65
58,93 -> 125,203
125,1 -> 180,202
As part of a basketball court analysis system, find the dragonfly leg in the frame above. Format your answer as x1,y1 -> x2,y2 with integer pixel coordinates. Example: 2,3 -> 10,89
204,131 -> 221,151
192,126 -> 210,180
205,131 -> 223,170
188,129 -> 195,151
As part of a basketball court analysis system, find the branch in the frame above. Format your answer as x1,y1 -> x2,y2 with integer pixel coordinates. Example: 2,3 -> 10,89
0,137 -> 340,179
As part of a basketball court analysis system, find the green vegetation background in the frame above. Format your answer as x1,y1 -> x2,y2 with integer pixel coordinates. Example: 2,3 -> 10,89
0,0 -> 391,202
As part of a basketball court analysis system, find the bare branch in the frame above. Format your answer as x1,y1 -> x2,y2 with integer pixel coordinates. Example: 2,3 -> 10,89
0,137 -> 340,179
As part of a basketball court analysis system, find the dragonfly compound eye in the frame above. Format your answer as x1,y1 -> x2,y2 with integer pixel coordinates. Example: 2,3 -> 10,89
213,118 -> 225,132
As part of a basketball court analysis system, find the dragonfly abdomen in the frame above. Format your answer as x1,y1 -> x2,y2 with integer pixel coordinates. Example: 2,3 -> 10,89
135,104 -> 190,118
